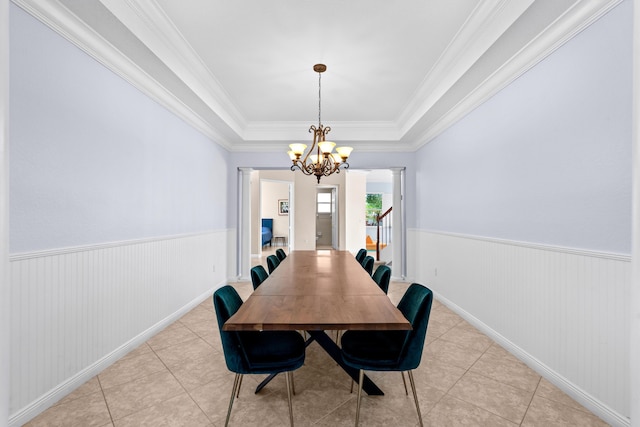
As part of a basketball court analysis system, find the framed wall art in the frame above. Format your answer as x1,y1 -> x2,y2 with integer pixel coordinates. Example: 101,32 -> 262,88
278,199 -> 289,215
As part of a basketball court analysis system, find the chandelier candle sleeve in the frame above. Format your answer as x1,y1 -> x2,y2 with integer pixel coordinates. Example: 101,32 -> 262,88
288,64 -> 353,183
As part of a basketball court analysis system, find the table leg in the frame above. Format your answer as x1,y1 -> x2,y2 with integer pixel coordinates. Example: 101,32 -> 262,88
307,330 -> 384,396
254,331 -> 384,395
254,336 -> 314,394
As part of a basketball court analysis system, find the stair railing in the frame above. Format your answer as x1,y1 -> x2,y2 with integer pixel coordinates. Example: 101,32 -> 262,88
376,207 -> 392,261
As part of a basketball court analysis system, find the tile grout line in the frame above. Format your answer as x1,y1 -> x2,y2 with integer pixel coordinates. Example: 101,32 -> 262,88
436,340 -> 524,425
96,374 -> 115,426
519,376 -> 543,426
148,333 -> 217,425
164,326 -> 226,426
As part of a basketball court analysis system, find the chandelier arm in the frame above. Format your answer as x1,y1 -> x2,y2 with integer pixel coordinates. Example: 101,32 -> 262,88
299,125 -> 319,166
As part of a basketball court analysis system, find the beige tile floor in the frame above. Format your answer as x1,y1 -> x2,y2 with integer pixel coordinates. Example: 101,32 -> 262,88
25,247 -> 609,426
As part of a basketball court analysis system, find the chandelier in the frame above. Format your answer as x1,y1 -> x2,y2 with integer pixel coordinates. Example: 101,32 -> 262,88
288,64 -> 353,183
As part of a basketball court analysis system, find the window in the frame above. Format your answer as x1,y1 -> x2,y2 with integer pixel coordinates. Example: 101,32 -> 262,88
366,193 -> 383,225
317,192 -> 332,213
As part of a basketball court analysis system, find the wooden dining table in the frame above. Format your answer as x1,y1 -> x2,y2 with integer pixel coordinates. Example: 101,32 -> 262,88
224,250 -> 411,395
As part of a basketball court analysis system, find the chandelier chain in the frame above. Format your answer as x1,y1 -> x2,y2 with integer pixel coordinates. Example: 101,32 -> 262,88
318,72 -> 322,127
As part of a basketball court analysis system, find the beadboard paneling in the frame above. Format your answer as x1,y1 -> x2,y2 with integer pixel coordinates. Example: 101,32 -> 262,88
408,229 -> 631,426
9,231 -> 229,425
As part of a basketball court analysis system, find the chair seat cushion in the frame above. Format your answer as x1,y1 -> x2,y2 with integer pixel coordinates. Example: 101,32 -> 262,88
341,330 -> 408,370
239,330 -> 305,372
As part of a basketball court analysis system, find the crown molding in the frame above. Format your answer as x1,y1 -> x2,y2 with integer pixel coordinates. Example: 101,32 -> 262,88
12,0 -> 239,150
228,138 -> 416,153
12,0 -> 624,154
98,0 -> 247,133
396,0 -> 535,135
241,120 -> 401,142
405,0 -> 624,150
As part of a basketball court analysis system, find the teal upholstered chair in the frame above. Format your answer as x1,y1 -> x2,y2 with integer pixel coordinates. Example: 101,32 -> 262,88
355,248 -> 367,264
361,256 -> 374,275
276,248 -> 287,261
213,285 -> 305,426
267,255 -> 280,274
340,283 -> 433,426
250,265 -> 269,290
372,265 -> 391,294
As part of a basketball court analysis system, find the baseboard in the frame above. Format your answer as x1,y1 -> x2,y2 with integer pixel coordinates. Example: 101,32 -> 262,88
433,291 -> 630,427
9,282 -> 224,427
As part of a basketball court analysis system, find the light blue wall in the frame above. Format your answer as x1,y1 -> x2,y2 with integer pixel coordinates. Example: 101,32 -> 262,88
9,4 -> 229,253
414,1 -> 632,254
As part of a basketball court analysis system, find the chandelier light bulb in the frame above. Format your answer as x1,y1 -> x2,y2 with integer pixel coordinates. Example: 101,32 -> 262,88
318,141 -> 336,155
289,143 -> 307,156
335,146 -> 353,160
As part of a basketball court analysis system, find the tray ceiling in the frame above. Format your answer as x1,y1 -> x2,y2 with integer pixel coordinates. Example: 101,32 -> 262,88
15,0 -> 621,151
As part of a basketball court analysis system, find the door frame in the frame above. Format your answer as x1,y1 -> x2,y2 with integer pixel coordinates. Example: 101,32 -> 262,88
315,185 -> 338,249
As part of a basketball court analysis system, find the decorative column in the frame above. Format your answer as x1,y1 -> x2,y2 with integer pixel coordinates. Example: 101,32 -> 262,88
390,168 -> 404,280
239,168 -> 253,281
631,0 -> 639,423
0,0 -> 9,423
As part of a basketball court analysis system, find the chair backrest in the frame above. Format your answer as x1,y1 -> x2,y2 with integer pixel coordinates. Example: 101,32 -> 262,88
267,255 -> 280,274
276,248 -> 287,261
396,283 -> 433,371
250,265 -> 269,290
362,256 -> 374,275
213,285 -> 248,373
355,248 -> 367,264
372,265 -> 391,294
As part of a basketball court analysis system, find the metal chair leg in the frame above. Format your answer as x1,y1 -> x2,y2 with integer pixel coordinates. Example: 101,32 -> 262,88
285,371 -> 294,426
350,378 -> 354,393
290,371 -> 296,395
236,374 -> 243,398
355,369 -> 364,427
225,373 -> 242,427
401,371 -> 408,395
407,370 -> 423,427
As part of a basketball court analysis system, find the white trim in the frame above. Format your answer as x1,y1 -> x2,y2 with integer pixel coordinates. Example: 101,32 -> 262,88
97,0 -> 247,134
7,284 -> 223,427
397,0 -> 536,136
406,0 -> 624,149
1,0 -> 9,424
11,0 -> 239,149
434,291 -> 631,427
410,228 -> 631,262
630,0 -> 640,423
8,230 -> 226,261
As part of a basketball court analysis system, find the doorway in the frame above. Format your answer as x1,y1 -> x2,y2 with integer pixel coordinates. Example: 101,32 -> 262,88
259,178 -> 292,255
237,167 -> 406,279
316,186 -> 337,249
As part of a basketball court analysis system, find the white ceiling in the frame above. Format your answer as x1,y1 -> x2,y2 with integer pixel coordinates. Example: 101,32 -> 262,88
16,0 -> 621,151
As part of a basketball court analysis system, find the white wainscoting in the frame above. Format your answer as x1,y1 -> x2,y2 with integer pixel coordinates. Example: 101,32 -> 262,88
407,229 -> 631,426
8,230 -> 230,426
